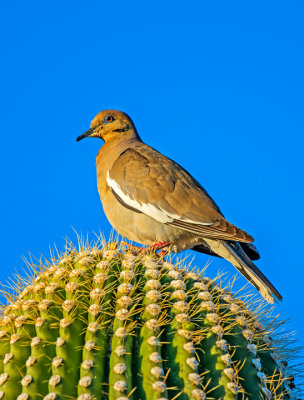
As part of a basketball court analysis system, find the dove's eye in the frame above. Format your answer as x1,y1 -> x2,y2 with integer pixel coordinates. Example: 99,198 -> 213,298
104,115 -> 115,123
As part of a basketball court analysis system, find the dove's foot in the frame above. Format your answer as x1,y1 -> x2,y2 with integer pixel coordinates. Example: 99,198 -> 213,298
121,241 -> 171,257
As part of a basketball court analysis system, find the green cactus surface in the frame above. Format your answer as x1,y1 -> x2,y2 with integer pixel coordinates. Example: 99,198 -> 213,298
0,239 -> 300,400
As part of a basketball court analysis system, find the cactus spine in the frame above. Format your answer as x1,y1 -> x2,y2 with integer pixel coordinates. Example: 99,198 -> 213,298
0,240 -> 300,400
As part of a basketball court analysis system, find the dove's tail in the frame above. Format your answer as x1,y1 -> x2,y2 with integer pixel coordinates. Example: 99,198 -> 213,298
197,238 -> 282,303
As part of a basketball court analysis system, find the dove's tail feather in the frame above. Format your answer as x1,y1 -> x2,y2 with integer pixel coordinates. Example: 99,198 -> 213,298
192,241 -> 260,261
198,238 -> 282,303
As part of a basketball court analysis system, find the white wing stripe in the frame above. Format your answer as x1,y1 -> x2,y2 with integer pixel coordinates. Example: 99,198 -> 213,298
107,173 -> 172,223
106,172 -> 214,226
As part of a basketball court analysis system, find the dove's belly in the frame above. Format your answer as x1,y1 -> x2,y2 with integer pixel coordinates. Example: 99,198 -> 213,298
100,188 -> 204,252
102,189 -> 179,243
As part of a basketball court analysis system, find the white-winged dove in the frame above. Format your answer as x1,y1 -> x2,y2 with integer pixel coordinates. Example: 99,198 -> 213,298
77,110 -> 282,303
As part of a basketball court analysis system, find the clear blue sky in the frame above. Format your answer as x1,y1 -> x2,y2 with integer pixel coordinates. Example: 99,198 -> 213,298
1,0 -> 303,374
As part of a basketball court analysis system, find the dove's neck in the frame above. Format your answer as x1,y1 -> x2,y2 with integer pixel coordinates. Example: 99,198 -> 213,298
102,126 -> 141,144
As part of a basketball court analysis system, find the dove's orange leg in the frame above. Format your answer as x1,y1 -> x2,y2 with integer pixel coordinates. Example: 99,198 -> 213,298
150,242 -> 171,251
122,241 -> 171,256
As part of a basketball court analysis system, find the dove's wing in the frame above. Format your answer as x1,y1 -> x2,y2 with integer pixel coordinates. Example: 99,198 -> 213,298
107,143 -> 253,243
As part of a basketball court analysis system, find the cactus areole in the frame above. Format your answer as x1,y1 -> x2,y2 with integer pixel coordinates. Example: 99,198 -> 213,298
0,241 -> 300,400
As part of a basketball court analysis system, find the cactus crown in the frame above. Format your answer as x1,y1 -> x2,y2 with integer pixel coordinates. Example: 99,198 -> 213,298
0,238 -> 301,400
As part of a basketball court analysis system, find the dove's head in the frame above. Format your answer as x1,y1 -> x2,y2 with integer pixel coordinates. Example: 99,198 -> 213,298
76,110 -> 140,143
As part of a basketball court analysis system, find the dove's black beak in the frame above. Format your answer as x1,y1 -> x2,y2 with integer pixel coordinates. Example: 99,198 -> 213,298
76,128 -> 94,142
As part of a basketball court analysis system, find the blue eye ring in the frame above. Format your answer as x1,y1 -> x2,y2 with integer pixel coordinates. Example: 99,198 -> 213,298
104,115 -> 115,123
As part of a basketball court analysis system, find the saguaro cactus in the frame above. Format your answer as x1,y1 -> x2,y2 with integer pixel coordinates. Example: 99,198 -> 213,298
0,240 -> 300,400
